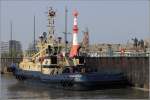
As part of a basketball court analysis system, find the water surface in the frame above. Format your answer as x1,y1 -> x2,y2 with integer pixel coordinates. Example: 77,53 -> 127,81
0,74 -> 149,99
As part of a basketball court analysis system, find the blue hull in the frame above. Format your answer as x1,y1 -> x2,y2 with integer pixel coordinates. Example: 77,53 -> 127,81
13,69 -> 128,90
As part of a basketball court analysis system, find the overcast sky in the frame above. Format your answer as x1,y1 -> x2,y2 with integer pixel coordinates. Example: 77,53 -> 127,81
0,0 -> 149,50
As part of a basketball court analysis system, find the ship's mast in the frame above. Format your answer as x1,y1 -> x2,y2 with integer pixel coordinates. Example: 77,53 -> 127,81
33,8 -> 56,59
47,7 -> 56,44
33,16 -> 36,51
64,7 -> 68,53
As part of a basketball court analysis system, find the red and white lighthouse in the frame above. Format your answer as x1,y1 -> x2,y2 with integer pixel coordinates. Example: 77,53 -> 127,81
69,10 -> 80,58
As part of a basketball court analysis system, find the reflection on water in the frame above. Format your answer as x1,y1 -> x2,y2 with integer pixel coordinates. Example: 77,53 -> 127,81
1,74 -> 149,99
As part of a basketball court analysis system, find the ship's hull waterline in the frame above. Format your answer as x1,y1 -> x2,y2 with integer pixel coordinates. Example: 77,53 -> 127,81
13,68 -> 128,90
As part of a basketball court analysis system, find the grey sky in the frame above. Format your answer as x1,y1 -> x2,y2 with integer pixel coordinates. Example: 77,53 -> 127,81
0,0 -> 149,50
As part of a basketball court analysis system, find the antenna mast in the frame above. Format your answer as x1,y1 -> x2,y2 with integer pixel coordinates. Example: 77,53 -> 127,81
34,16 -> 36,51
10,20 -> 13,63
10,21 -> 12,41
64,6 -> 68,53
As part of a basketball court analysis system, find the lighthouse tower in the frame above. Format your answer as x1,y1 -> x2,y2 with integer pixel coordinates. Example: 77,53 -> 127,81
69,10 -> 80,58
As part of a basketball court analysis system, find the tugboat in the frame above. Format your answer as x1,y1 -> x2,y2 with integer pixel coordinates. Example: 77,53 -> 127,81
11,8 -> 127,90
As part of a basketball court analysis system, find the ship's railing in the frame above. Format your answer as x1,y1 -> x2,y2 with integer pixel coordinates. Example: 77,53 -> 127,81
79,51 -> 150,57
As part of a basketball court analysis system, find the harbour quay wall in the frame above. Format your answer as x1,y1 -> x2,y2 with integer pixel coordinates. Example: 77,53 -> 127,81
0,58 -> 22,73
85,57 -> 149,90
